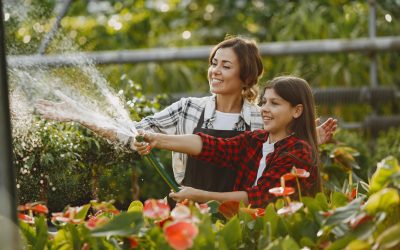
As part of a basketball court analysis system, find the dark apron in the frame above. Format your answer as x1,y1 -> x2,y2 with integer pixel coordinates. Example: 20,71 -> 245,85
182,109 -> 250,192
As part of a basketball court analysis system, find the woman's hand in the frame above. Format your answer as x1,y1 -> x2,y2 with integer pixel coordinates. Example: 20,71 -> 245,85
131,131 -> 157,155
169,186 -> 203,203
316,117 -> 337,145
35,90 -> 88,123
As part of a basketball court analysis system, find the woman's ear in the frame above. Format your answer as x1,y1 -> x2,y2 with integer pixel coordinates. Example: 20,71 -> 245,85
293,104 -> 303,119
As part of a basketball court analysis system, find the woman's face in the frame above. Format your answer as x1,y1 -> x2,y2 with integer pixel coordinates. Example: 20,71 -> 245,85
208,47 -> 243,97
260,88 -> 302,139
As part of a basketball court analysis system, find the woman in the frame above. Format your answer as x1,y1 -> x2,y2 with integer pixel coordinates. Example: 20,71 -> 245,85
36,37 -> 336,194
135,76 -> 321,208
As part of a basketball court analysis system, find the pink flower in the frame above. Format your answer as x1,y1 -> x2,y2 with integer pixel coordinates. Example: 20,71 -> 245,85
84,216 -> 109,230
18,202 -> 49,214
51,206 -> 87,225
171,205 -> 191,220
195,203 -> 210,214
18,213 -> 35,224
164,221 -> 198,250
282,167 -> 310,181
268,187 -> 295,197
218,200 -> 240,219
277,202 -> 303,215
143,199 -> 170,219
240,207 -> 265,219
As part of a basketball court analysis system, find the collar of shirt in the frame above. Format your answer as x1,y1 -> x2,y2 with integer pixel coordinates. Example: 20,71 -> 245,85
203,95 -> 252,131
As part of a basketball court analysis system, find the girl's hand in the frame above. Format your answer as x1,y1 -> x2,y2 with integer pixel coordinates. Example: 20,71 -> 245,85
169,187 -> 202,202
316,117 -> 337,145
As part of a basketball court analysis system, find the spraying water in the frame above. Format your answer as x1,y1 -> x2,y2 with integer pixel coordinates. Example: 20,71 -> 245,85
5,4 -> 137,146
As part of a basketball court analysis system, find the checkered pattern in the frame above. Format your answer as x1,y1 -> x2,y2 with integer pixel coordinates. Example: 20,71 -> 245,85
195,130 -> 317,208
134,95 -> 263,183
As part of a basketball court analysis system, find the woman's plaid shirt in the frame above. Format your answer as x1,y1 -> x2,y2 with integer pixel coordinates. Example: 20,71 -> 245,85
134,95 -> 263,183
194,130 -> 318,208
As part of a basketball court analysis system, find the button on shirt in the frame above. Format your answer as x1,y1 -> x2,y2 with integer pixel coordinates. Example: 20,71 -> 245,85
194,130 -> 317,208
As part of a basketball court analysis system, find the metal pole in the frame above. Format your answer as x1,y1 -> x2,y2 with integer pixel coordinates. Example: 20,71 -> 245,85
369,0 -> 378,87
7,36 -> 400,67
38,0 -> 73,55
0,0 -> 20,248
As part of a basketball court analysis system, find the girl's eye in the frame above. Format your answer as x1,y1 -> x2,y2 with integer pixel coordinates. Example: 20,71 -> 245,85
223,66 -> 230,69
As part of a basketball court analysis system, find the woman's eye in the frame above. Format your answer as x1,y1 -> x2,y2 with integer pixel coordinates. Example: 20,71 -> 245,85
223,66 -> 230,69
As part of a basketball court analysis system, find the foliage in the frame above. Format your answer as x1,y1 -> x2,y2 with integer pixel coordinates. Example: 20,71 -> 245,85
374,127 -> 400,164
17,156 -> 400,249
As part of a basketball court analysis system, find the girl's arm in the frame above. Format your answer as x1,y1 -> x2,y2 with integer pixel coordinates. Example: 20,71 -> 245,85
169,187 -> 249,205
134,132 -> 203,156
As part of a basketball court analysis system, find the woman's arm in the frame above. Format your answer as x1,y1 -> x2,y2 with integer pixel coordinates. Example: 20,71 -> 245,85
134,132 -> 203,156
169,187 -> 249,205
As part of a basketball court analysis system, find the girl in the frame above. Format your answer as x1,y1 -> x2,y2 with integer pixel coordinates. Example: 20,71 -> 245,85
135,76 -> 321,208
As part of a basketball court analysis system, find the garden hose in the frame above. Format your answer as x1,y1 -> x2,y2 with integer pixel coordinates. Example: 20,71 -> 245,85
136,135 -> 180,192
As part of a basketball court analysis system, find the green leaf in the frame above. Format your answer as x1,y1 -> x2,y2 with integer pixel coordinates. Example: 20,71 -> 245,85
127,200 -> 143,212
91,211 -> 144,237
206,200 -> 221,214
218,216 -> 241,249
345,239 -> 371,250
376,222 -> 400,249
324,198 -> 362,226
364,188 -> 400,214
369,156 -> 400,194
265,235 -> 300,250
331,192 -> 349,208
325,235 -> 356,250
75,204 -> 91,220
33,216 -> 49,250
19,221 -> 37,246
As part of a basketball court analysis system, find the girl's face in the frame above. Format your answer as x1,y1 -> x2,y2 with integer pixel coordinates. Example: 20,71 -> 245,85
260,88 -> 303,140
208,48 -> 243,97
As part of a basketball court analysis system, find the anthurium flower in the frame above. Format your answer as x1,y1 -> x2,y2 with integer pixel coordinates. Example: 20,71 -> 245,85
171,204 -> 191,220
90,200 -> 120,215
18,213 -> 35,224
240,207 -> 265,219
218,200 -> 240,219
85,216 -> 110,230
127,236 -> 139,248
349,212 -> 373,229
195,203 -> 210,214
51,205 -> 88,225
143,199 -> 170,219
277,202 -> 303,215
164,221 -> 198,250
155,216 -> 173,228
18,202 -> 49,214
282,167 -> 310,180
268,187 -> 295,197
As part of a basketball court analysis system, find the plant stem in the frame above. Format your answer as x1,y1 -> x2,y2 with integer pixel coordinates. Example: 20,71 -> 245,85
296,177 -> 302,203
